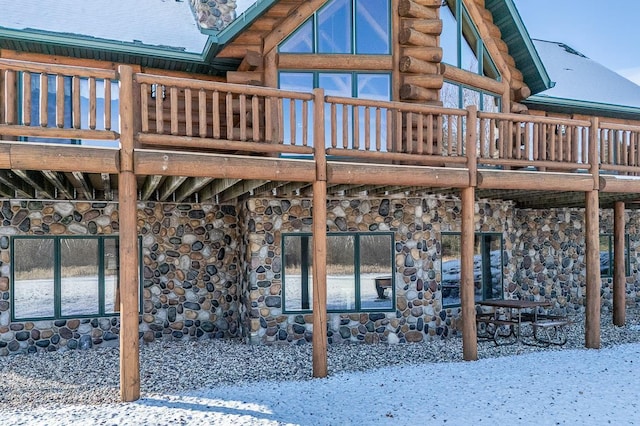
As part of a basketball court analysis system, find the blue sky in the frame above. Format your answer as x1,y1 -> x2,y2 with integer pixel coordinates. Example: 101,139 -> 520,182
513,0 -> 640,85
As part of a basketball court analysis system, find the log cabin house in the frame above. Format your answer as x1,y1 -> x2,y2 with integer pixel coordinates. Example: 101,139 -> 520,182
1,0 -> 640,401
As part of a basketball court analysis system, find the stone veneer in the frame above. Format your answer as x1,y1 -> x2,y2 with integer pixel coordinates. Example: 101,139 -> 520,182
2,196 -> 640,356
0,200 -> 240,356
189,0 -> 240,30
240,196 -> 512,345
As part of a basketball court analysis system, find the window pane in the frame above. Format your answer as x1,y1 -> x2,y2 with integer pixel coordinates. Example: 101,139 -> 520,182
104,238 -> 120,314
27,74 -> 73,144
357,74 -> 390,101
279,19 -> 314,53
279,72 -> 314,93
319,73 -> 352,97
61,238 -> 99,316
318,0 -> 351,53
441,82 -> 460,109
13,239 -> 55,319
460,10 -> 479,73
327,235 -> 355,310
600,235 -> 611,277
482,93 -> 501,113
441,234 -> 461,306
355,0 -> 390,54
284,235 -> 313,311
359,234 -> 392,310
280,73 -> 315,147
441,0 -> 458,67
482,50 -> 500,80
484,235 -> 503,300
463,87 -> 481,109
78,79 -> 120,147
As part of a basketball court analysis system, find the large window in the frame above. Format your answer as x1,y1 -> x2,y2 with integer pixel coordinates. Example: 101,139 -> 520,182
279,0 -> 391,54
19,73 -> 120,146
441,233 -> 503,307
441,0 -> 500,80
11,236 -> 127,320
283,232 -> 394,313
600,234 -> 630,278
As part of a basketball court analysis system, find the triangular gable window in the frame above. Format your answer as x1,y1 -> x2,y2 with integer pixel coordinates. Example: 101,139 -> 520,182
279,0 -> 390,55
441,0 -> 500,80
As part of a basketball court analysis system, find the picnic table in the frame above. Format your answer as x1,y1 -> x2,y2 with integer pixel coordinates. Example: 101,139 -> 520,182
476,299 -> 571,346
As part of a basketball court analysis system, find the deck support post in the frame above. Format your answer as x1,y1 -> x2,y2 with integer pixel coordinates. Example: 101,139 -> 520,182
460,186 -> 477,361
311,88 -> 328,378
584,190 -> 601,348
613,201 -> 626,326
118,65 -> 140,401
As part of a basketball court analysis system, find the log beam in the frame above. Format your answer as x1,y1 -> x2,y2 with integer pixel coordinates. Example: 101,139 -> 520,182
613,201 -> 626,326
135,150 -> 316,182
584,190 -> 601,349
117,64 -> 140,402
460,186 -> 477,361
477,170 -> 595,192
327,162 -> 469,187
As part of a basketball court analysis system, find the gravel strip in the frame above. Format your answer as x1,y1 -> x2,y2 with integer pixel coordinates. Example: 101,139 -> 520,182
1,308 -> 639,410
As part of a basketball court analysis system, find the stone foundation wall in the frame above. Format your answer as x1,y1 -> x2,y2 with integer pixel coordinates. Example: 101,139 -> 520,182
509,208 -> 640,313
0,201 -> 240,356
241,196 -> 512,344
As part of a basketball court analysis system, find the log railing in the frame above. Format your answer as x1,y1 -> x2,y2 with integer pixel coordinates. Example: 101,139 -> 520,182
476,111 -> 592,172
0,58 -> 119,143
598,122 -> 640,175
3,60 -> 640,175
323,96 -> 468,166
134,73 -> 315,156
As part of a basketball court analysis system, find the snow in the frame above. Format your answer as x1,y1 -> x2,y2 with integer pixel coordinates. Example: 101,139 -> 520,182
533,39 -> 640,109
0,0 -> 209,53
4,343 -> 640,425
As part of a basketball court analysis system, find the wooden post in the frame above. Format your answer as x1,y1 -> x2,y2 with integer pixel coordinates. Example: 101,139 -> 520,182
117,65 -> 140,402
460,186 -> 477,361
466,106 -> 478,187
613,200 -> 626,326
312,88 -> 328,378
584,190 -> 601,348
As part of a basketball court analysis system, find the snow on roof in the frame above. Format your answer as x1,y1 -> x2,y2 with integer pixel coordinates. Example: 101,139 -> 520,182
532,39 -> 640,109
0,0 -> 209,53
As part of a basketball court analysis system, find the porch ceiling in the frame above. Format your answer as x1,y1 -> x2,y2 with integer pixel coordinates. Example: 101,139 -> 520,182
1,169 -> 639,212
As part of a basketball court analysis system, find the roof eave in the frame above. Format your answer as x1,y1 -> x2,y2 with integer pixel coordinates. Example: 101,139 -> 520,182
200,0 -> 280,59
485,0 -> 554,95
524,95 -> 640,120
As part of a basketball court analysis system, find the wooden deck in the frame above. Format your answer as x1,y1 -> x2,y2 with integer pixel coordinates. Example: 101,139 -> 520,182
0,58 -> 628,400
1,58 -> 640,208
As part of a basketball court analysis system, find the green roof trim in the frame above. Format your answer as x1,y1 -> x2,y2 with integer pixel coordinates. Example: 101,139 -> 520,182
201,0 -> 280,47
484,0 -> 553,95
524,95 -> 640,120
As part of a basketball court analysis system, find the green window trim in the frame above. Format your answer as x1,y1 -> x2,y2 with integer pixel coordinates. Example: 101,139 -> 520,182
441,231 -> 504,308
600,233 -> 631,278
10,235 -> 142,321
282,231 -> 395,314
441,0 -> 501,81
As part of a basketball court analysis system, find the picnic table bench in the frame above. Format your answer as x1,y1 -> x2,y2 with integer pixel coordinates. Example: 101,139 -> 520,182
476,300 -> 571,346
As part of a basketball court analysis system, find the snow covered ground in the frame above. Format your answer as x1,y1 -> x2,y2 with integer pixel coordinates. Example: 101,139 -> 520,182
3,342 -> 639,425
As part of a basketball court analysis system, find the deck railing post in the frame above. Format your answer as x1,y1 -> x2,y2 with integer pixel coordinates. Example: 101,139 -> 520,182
311,88 -> 328,378
465,106 -> 478,187
589,116 -> 600,190
117,64 -> 140,402
613,201 -> 626,326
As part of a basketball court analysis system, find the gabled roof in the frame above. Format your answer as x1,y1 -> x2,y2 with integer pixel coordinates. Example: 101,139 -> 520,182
524,40 -> 640,120
0,0 -> 272,74
484,0 -> 553,95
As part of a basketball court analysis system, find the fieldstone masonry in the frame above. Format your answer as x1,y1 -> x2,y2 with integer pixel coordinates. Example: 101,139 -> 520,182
1,196 -> 639,355
189,0 -> 241,30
